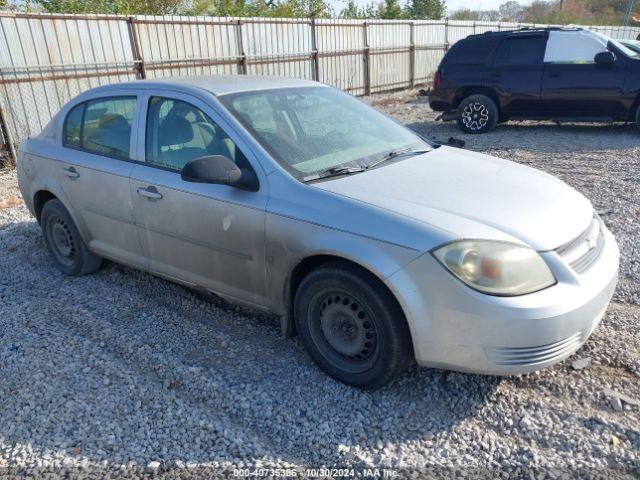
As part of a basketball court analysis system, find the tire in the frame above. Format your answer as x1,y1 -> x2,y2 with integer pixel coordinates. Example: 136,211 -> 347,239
40,198 -> 102,276
456,94 -> 499,134
294,262 -> 414,389
636,104 -> 640,129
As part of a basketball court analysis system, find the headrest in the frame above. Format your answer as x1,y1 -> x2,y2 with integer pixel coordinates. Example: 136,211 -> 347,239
99,114 -> 129,130
159,116 -> 193,146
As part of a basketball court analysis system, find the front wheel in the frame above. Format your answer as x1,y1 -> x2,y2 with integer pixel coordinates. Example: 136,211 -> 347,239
456,94 -> 499,134
294,262 -> 414,389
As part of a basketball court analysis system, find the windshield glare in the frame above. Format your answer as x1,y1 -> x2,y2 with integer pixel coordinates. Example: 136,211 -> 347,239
593,31 -> 639,57
220,87 -> 427,179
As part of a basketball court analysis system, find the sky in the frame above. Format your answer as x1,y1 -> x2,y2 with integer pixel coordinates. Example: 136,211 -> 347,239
327,0 -> 531,14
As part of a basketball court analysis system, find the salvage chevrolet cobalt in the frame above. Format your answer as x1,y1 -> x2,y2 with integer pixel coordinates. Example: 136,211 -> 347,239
18,76 -> 619,388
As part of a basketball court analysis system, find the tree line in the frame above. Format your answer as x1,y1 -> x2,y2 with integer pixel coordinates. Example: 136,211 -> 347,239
0,0 -> 635,25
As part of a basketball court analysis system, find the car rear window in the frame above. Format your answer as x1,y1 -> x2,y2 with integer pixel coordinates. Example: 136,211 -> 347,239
493,35 -> 546,65
443,36 -> 502,65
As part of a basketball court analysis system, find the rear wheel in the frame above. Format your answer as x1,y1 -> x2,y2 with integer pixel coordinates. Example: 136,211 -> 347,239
294,262 -> 413,389
636,104 -> 640,129
456,94 -> 498,134
41,199 -> 102,276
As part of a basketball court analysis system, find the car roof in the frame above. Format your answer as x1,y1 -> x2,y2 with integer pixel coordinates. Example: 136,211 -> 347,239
79,75 -> 324,98
465,26 -> 584,40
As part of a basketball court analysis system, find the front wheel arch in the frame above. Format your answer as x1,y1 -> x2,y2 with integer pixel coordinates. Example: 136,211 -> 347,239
284,255 -> 409,341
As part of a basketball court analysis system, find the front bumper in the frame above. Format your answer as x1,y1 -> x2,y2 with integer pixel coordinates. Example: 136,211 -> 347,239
386,226 -> 619,375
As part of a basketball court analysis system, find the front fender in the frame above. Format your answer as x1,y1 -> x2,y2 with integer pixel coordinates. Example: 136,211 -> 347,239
264,210 -> 423,317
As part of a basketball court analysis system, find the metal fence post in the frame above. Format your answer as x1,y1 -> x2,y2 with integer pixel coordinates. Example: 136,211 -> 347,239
0,102 -> 15,166
127,16 -> 146,79
237,20 -> 247,75
363,21 -> 371,96
310,16 -> 320,81
444,18 -> 449,51
409,22 -> 415,88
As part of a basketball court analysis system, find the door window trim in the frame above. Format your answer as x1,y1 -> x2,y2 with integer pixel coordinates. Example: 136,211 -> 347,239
61,95 -> 138,162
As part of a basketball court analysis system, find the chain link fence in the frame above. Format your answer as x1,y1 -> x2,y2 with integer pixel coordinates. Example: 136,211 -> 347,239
0,12 -> 638,165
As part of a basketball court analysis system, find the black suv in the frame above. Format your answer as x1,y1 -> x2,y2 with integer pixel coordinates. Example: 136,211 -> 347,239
428,27 -> 640,133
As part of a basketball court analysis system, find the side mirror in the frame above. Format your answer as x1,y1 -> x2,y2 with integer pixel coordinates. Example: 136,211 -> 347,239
181,155 -> 259,192
594,51 -> 616,67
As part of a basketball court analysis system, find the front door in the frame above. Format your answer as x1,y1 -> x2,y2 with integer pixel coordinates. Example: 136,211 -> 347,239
56,95 -> 145,268
130,93 -> 269,307
540,30 -> 627,118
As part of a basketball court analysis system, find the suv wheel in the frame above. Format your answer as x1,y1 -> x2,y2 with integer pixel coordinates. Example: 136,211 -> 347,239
41,199 -> 102,276
294,262 -> 414,389
457,94 -> 498,134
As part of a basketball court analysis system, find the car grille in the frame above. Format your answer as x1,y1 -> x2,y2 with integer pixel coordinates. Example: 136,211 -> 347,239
555,214 -> 604,274
486,332 -> 584,366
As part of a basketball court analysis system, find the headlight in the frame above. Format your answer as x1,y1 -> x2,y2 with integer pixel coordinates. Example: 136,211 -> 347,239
432,240 -> 556,296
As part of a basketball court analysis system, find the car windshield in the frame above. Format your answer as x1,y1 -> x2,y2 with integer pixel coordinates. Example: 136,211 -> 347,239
219,87 -> 430,180
592,31 -> 639,57
620,40 -> 640,55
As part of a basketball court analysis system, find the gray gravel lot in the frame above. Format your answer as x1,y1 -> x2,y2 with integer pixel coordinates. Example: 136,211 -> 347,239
0,91 -> 638,477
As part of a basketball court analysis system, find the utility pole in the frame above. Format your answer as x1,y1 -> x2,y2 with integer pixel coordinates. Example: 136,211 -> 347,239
624,0 -> 635,26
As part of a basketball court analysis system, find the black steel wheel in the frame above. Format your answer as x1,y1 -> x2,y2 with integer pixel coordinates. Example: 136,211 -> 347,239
294,262 -> 414,389
41,198 -> 102,276
456,94 -> 498,134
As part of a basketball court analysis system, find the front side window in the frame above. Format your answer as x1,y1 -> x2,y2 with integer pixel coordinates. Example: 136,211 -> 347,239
544,31 -> 609,64
219,87 -> 428,180
493,36 -> 546,66
145,97 -> 249,172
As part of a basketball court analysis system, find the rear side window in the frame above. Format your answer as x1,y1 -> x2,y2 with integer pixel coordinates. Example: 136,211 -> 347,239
444,37 -> 502,65
63,96 -> 136,160
493,36 -> 546,66
63,104 -> 83,147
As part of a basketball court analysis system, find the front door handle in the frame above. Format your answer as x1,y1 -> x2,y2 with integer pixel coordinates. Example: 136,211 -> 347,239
549,72 -> 560,78
136,186 -> 163,200
62,166 -> 79,179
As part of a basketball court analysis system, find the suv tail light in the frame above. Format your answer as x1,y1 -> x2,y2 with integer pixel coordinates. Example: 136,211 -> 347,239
433,70 -> 442,89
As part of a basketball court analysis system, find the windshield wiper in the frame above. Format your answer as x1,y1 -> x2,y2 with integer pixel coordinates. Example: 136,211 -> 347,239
302,165 -> 367,182
365,147 -> 432,170
302,147 -> 431,183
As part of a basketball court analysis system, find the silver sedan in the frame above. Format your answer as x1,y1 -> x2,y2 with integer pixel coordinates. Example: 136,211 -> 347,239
17,76 -> 619,388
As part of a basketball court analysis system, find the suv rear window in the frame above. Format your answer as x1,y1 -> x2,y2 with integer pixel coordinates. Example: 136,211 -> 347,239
444,37 -> 502,65
493,35 -> 546,65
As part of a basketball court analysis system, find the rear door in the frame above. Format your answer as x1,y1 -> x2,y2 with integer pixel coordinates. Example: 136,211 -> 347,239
486,33 -> 547,117
56,94 -> 145,268
130,91 -> 270,307
540,30 -> 627,117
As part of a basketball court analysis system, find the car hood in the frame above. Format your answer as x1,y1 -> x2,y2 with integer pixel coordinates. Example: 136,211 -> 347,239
312,146 -> 593,251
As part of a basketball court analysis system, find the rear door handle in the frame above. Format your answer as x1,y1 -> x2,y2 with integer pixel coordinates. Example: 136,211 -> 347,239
62,167 -> 79,179
136,186 -> 163,200
549,72 -> 560,78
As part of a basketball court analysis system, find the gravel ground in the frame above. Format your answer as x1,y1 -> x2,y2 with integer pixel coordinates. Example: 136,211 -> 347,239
0,91 -> 638,477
